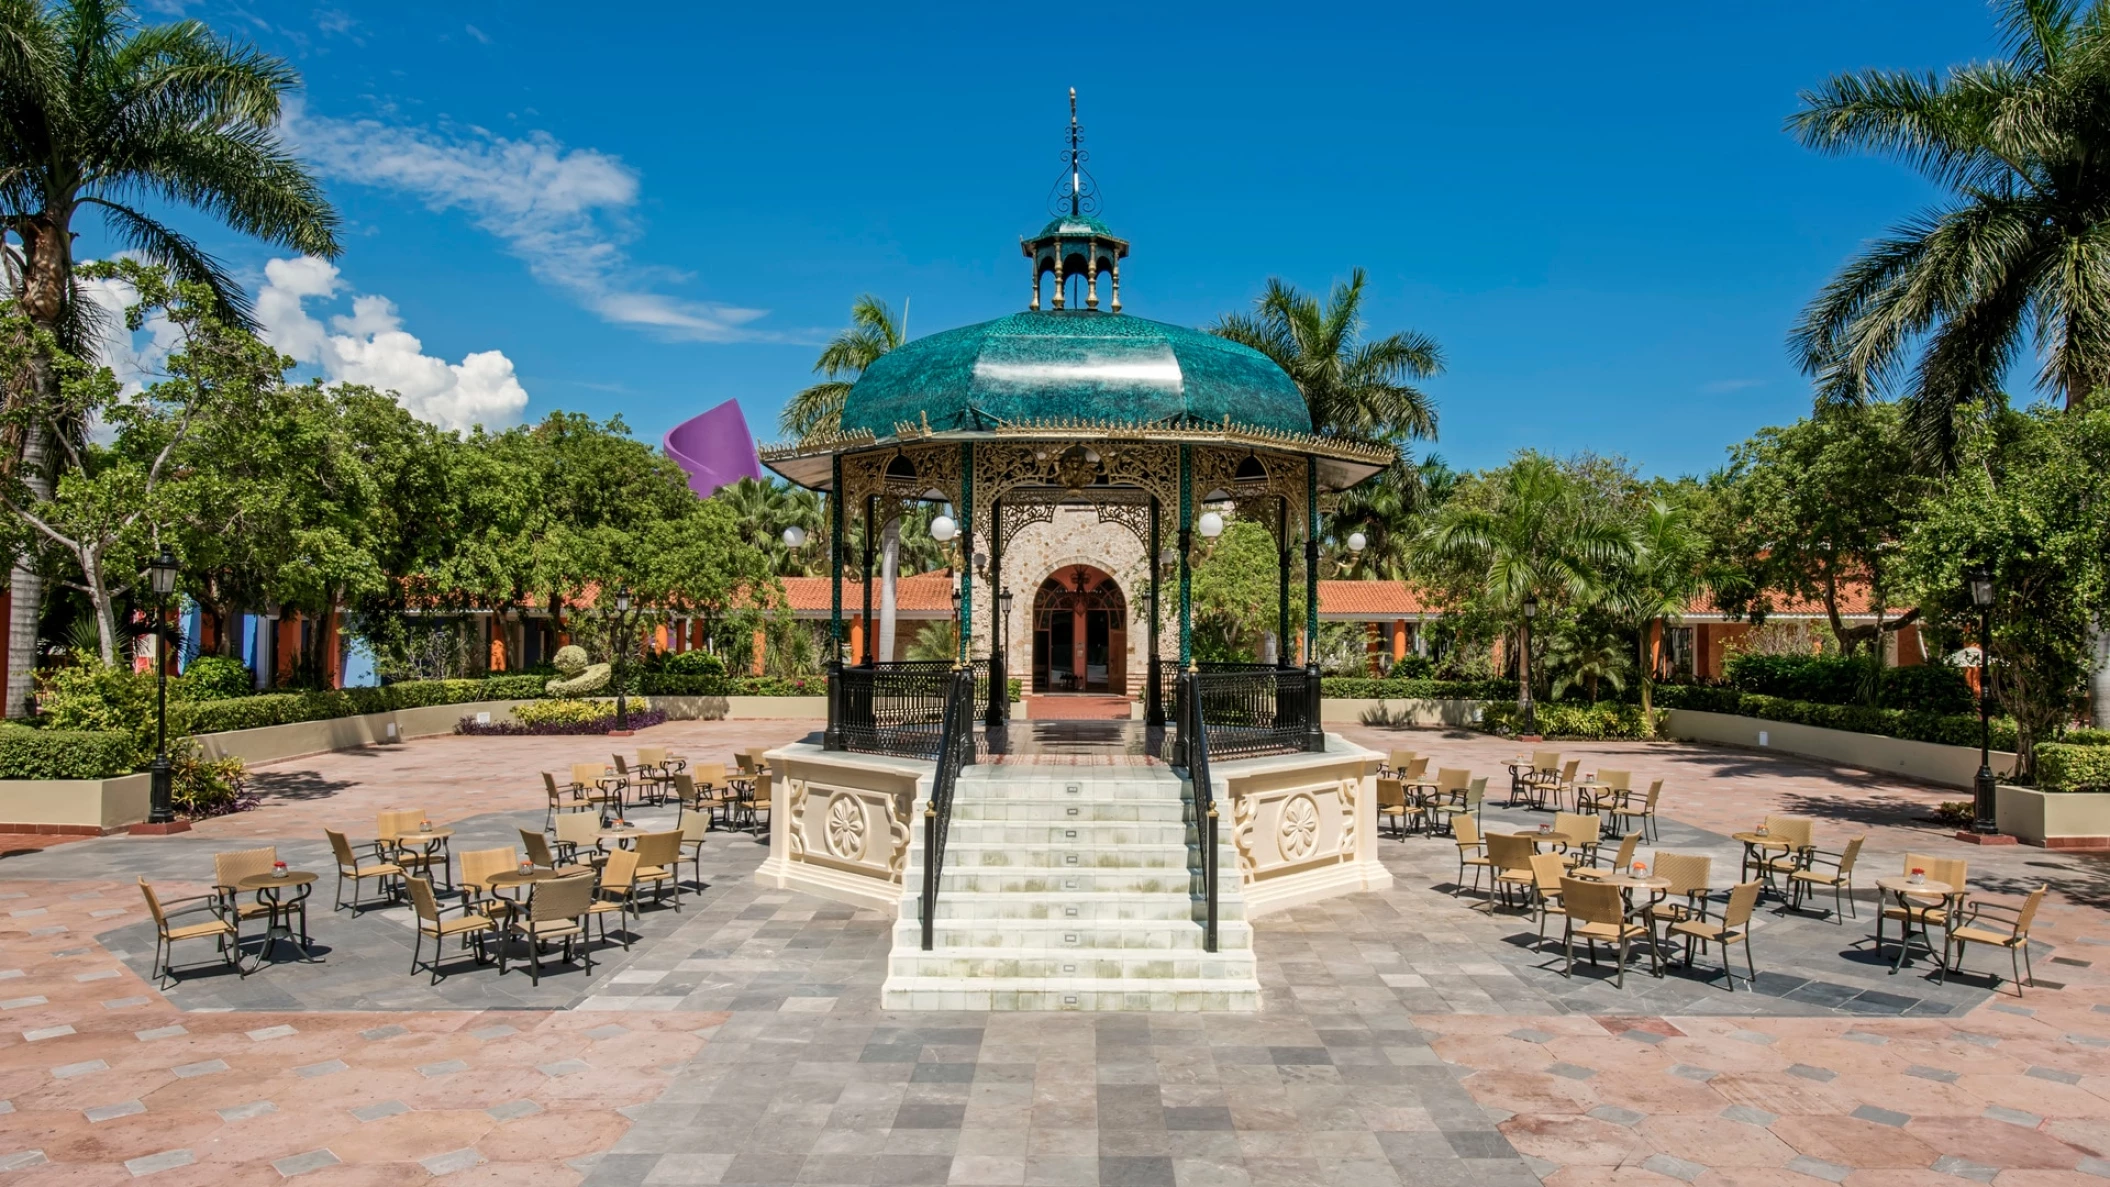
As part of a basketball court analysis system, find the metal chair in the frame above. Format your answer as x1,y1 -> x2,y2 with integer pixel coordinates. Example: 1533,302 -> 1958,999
1552,811 -> 1602,865
1787,836 -> 1865,922
677,809 -> 710,893
633,831 -> 684,910
1451,815 -> 1491,898
1942,885 -> 2047,993
138,877 -> 239,986
1668,880 -> 1763,990
500,873 -> 596,986
1879,852 -> 1968,959
1429,776 -> 1485,837
213,846 -> 284,948
552,811 -> 610,872
405,875 -> 494,984
1487,834 -> 1538,911
518,828 -> 591,877
1615,780 -> 1663,841
1529,853 -> 1569,948
586,847 -> 642,949
326,828 -> 403,912
1570,832 -> 1639,882
1559,877 -> 1658,988
1376,779 -> 1412,839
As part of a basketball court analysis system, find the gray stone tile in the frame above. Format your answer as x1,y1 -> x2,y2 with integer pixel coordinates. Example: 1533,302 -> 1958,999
84,1100 -> 145,1122
1720,1104 -> 1776,1127
421,1147 -> 484,1175
1098,1156 -> 1175,1187
2027,1065 -> 2083,1085
1786,1063 -> 1836,1082
1850,1104 -> 1909,1127
489,1099 -> 545,1122
353,1100 -> 409,1122
1640,1154 -> 1705,1183
217,1101 -> 275,1122
273,1149 -> 341,1177
1985,1104 -> 2042,1127
1585,1106 -> 1644,1127
123,1148 -> 195,1176
1786,1155 -> 1851,1183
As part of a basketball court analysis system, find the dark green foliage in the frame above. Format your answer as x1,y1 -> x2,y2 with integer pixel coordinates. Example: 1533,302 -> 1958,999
1651,684 -> 2018,750
2035,744 -> 2110,792
662,650 -> 727,677
1321,677 -> 1517,701
1478,701 -> 1660,740
1384,654 -> 1435,679
0,726 -> 137,780
177,655 -> 254,702
1724,653 -> 1974,714
176,675 -> 550,735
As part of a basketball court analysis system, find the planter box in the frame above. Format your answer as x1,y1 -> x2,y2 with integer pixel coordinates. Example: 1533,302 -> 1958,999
1995,783 -> 2110,849
190,700 -> 528,765
1663,709 -> 2015,791
0,772 -> 153,833
651,695 -> 829,721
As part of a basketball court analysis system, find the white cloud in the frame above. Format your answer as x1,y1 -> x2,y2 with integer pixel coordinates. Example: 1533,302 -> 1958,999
283,100 -> 770,342
257,255 -> 529,431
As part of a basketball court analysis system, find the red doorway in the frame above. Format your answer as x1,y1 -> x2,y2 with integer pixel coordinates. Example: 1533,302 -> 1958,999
1031,565 -> 1127,695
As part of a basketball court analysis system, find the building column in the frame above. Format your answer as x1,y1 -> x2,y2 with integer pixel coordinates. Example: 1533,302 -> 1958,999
862,495 -> 876,665
1391,620 -> 1408,664
751,628 -> 767,677
1277,498 -> 1291,669
1178,446 -> 1193,668
1146,498 -> 1163,727
986,495 -> 1006,725
957,443 -> 974,666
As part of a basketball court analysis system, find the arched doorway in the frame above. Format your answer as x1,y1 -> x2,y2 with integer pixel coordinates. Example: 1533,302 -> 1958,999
1032,565 -> 1127,694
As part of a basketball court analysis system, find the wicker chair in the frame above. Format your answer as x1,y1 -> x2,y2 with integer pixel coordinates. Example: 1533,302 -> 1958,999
376,810 -> 443,883
1646,853 -> 1714,932
633,831 -> 684,910
552,811 -> 610,871
459,846 -> 522,914
1942,885 -> 2047,993
1451,815 -> 1491,898
1529,853 -> 1570,947
1668,880 -> 1763,990
635,747 -> 679,805
1540,759 -> 1582,812
677,810 -> 710,892
326,829 -> 403,912
500,873 -> 596,985
1553,811 -> 1603,865
1398,756 -> 1434,800
1383,750 -> 1418,778
213,846 -> 282,947
1515,750 -> 1561,807
738,772 -> 773,831
1615,780 -> 1663,841
1879,853 -> 1968,958
690,762 -> 732,826
138,877 -> 238,986
1571,833 -> 1640,882
518,828 -> 591,877
1429,777 -> 1485,838
1487,834 -> 1539,911
1577,768 -> 1630,815
542,771 -> 593,831
1559,876 -> 1658,987
1787,836 -> 1865,922
586,847 -> 642,949
1756,815 -> 1817,887
571,763 -> 621,822
405,875 -> 494,984
1376,779 -> 1412,840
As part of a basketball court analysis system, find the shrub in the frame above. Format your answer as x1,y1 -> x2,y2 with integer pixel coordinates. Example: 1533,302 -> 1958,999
177,655 -> 254,701
2035,743 -> 2110,792
638,673 -> 831,697
456,707 -> 668,736
1478,701 -> 1661,740
1384,654 -> 1435,680
2062,727 -> 2110,747
663,650 -> 727,677
177,674 -> 550,735
1722,652 -> 1974,714
1650,684 -> 2035,751
1933,801 -> 1974,828
0,725 -> 137,779
513,698 -> 647,726
38,662 -> 155,768
170,742 -> 254,818
1322,677 -> 1518,701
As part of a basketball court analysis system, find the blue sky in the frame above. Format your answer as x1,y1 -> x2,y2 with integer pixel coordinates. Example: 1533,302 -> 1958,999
103,1 -> 2009,477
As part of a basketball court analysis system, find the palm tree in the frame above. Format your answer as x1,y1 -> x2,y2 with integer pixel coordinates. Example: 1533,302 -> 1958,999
1546,624 -> 1631,703
1606,499 -> 1707,722
780,294 -> 911,660
1328,453 -> 1458,580
1788,0 -> 2110,460
1214,269 -> 1441,443
1422,455 -> 1637,705
0,0 -> 340,715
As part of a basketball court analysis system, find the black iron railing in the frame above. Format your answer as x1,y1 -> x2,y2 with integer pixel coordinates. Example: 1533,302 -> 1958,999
828,660 -> 958,758
1189,665 -> 1324,760
920,667 -> 977,950
1178,669 -> 1219,953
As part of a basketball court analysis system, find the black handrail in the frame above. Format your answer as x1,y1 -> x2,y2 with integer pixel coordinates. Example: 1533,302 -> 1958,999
1179,668 -> 1219,953
919,666 -> 977,951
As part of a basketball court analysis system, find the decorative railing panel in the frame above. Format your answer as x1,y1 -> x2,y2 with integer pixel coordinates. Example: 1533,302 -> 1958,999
1179,669 -> 1219,953
920,668 -> 977,950
1190,666 -> 1322,760
829,661 -> 958,759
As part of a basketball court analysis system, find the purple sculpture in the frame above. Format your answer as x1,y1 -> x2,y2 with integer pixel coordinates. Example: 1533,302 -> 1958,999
664,399 -> 764,499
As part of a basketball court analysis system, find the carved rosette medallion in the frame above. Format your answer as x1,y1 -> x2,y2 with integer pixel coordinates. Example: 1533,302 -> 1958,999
1279,793 -> 1321,861
823,792 -> 867,861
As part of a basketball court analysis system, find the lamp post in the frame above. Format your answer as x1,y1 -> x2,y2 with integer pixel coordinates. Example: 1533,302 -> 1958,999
1968,566 -> 1997,834
613,586 -> 632,733
1519,594 -> 1539,737
147,547 -> 178,825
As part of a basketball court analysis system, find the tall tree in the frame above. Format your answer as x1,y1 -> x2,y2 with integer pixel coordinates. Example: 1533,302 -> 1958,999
1788,0 -> 2110,458
0,0 -> 339,713
1607,498 -> 1708,722
778,295 -> 913,660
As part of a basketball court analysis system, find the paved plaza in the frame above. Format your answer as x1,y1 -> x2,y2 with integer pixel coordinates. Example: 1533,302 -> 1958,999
3,719 -> 2110,1185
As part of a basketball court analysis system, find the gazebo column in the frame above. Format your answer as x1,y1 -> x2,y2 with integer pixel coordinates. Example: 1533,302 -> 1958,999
957,443 -> 974,666
826,454 -> 846,750
1177,446 -> 1194,763
1303,457 -> 1323,751
1276,497 -> 1291,668
861,495 -> 876,666
1146,497 -> 1163,728
984,496 -> 1005,727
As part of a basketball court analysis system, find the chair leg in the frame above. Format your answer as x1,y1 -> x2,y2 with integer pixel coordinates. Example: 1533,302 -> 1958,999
1743,934 -> 1756,985
1614,936 -> 1626,989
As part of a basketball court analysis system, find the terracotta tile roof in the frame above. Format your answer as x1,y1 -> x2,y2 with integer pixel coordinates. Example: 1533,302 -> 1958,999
782,571 -> 956,615
1316,580 -> 1435,617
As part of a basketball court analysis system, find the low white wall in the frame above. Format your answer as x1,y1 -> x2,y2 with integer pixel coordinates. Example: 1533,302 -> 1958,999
1214,736 -> 1393,916
1663,708 -> 2016,790
1996,784 -> 2110,849
192,699 -> 525,765
753,742 -> 931,912
0,772 -> 153,832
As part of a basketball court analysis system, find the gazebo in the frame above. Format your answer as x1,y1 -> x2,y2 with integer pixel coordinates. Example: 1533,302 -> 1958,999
761,100 -> 1392,760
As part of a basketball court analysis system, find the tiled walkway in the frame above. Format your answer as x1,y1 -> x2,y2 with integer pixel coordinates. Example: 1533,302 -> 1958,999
2,719 -> 2109,1185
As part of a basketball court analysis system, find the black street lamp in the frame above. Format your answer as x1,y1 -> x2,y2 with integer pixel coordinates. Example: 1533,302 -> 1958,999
986,587 -> 1014,728
1968,566 -> 1997,834
613,586 -> 632,733
147,547 -> 178,825
1519,594 -> 1539,736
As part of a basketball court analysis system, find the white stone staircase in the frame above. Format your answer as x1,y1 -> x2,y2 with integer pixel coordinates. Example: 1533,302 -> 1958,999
881,765 -> 1260,1011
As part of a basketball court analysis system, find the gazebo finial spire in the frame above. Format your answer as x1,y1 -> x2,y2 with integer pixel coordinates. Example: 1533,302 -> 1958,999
1068,87 -> 1081,217
1026,89 -> 1127,312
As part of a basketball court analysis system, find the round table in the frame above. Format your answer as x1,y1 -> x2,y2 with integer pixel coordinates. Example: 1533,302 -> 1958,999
1731,832 -> 1793,896
1595,872 -> 1674,919
1517,830 -> 1572,852
395,828 -> 455,890
1876,876 -> 1958,974
597,826 -> 646,848
234,871 -> 319,969
1504,757 -> 1535,805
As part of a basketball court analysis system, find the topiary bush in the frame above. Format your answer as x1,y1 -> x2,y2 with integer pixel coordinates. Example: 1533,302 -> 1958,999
0,725 -> 138,779
513,698 -> 648,726
177,655 -> 254,701
1384,654 -> 1435,680
2035,743 -> 2110,792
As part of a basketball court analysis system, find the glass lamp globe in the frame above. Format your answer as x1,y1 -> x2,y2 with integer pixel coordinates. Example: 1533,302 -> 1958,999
1347,531 -> 1368,553
930,515 -> 958,542
1197,511 -> 1225,539
781,525 -> 806,549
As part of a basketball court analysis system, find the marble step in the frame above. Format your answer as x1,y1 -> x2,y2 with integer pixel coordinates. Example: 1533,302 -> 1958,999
878,976 -> 1261,1012
921,889 -> 1245,923
952,779 -> 1188,802
901,917 -> 1253,952
928,841 -> 1199,870
940,821 -> 1200,846
888,947 -> 1257,981
951,798 -> 1196,823
932,868 -> 1209,895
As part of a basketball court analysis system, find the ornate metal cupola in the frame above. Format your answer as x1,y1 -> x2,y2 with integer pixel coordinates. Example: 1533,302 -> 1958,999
1024,89 -> 1129,312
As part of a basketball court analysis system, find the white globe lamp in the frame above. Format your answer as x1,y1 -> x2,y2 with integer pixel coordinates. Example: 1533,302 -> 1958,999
781,525 -> 806,549
1347,531 -> 1368,553
930,514 -> 958,542
1197,511 -> 1224,539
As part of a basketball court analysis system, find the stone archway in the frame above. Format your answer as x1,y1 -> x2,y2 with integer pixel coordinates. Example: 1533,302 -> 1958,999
1031,564 -> 1128,694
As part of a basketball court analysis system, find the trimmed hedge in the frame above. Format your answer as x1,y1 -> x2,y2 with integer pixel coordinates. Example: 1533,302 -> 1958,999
1723,652 -> 1975,714
2035,744 -> 2110,793
0,726 -> 138,780
1322,677 -> 1518,701
176,674 -> 549,735
1479,702 -> 1661,741
457,708 -> 669,736
1650,685 -> 2021,750
637,673 -> 828,697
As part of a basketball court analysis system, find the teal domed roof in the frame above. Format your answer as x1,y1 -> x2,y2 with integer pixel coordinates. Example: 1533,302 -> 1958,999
1034,212 -> 1119,239
838,309 -> 1312,438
